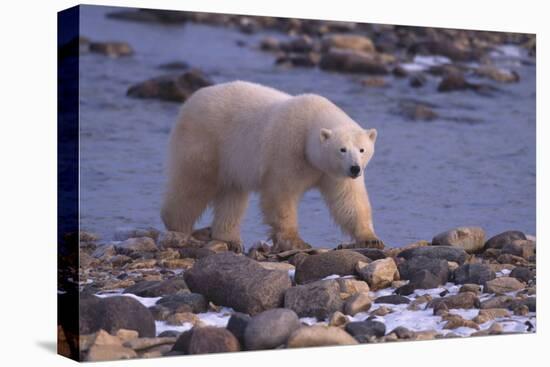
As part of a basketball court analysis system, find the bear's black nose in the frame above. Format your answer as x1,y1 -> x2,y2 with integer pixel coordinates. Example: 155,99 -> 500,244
350,165 -> 361,177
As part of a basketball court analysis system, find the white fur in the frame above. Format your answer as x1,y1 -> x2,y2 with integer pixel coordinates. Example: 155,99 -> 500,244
161,81 -> 379,249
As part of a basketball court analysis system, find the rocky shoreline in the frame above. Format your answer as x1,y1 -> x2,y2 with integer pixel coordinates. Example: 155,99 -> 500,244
60,226 -> 536,361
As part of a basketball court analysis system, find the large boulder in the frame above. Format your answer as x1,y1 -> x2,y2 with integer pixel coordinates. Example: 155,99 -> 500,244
284,279 -> 343,319
294,250 -> 368,284
484,231 -> 527,250
287,326 -> 358,347
183,252 -> 291,315
397,246 -> 467,264
123,277 -> 188,297
453,264 -> 496,285
244,309 -> 301,350
79,295 -> 156,337
431,227 -> 485,253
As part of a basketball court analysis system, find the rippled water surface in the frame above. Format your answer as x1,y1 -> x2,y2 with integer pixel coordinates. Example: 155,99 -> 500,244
79,6 -> 536,247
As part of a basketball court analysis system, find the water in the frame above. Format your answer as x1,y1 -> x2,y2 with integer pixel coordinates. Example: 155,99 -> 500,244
78,5 -> 536,248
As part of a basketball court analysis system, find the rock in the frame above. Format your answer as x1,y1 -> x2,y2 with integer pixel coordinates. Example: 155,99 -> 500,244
398,246 -> 467,264
398,256 -> 449,285
260,36 -> 280,51
280,35 -> 315,53
187,327 -> 240,354
399,101 -> 438,121
114,227 -> 160,242
155,293 -> 207,314
244,308 -> 301,350
345,320 -> 386,342
184,252 -> 291,315
294,250 -> 368,284
80,295 -> 156,337
442,314 -> 480,330
115,237 -> 158,256
284,279 -> 343,319
343,292 -> 372,315
158,231 -> 193,248
322,34 -> 375,53
509,267 -> 533,283
428,292 -> 479,310
127,70 -> 213,103
91,244 -> 116,259
360,77 -> 387,88
348,248 -> 386,260
410,40 -> 479,62
328,311 -> 348,327
116,329 -> 139,342
374,295 -> 410,305
437,73 -> 491,93
396,269 -> 441,295
89,41 -> 133,57
127,258 -> 157,269
432,227 -> 485,254
86,344 -> 137,361
123,277 -> 188,297
497,253 -> 529,266
287,326 -> 358,347
474,66 -> 519,83
336,278 -> 370,295
202,240 -> 229,253
476,308 -> 511,322
165,312 -> 201,326
484,230 -> 526,250
170,330 -> 193,353
480,295 -> 516,310
160,258 -> 195,269
226,313 -> 250,346
107,9 -> 190,24
258,262 -> 295,273
459,284 -> 482,294
123,337 -> 177,351
484,277 -> 525,294
409,73 -> 427,88
356,257 -> 399,290
514,304 -> 529,316
319,49 -> 390,75
501,240 -> 535,259
371,305 -> 392,316
453,264 -> 496,285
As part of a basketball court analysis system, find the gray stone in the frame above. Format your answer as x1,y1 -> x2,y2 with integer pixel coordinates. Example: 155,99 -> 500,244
155,293 -> 207,314
294,250 -> 368,284
398,246 -> 467,264
432,227 -> 485,253
115,237 -> 158,256
345,320 -> 386,342
123,277 -> 188,297
484,231 -> 526,250
510,267 -> 533,283
398,256 -> 449,284
226,313 -> 251,346
374,295 -> 411,305
244,309 -> 301,350
284,279 -> 343,319
453,264 -> 496,285
184,252 -> 291,315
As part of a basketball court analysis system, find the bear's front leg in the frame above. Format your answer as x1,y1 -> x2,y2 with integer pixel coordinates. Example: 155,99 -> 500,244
260,190 -> 312,253
320,176 -> 385,249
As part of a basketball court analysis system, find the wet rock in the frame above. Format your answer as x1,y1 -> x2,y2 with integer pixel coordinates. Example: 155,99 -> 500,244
158,61 -> 190,70
501,240 -> 535,259
280,35 -> 315,53
115,237 -> 158,256
398,256 -> 449,285
226,313 -> 250,346
294,250 -> 368,284
374,295 -> 410,305
287,326 -> 358,347
453,263 -> 496,285
123,277 -> 188,297
89,41 -> 133,57
343,292 -> 372,315
356,257 -> 399,290
509,267 -> 533,283
114,227 -> 160,242
398,245 -> 467,264
432,227 -> 485,254
187,327 -> 240,354
428,292 -> 479,310
398,101 -> 438,121
409,73 -> 427,88
484,230 -> 526,250
155,293 -> 207,314
474,66 -> 519,83
80,295 -> 156,337
260,36 -> 280,51
345,320 -> 386,342
284,279 -> 343,319
484,277 -> 525,294
322,34 -> 375,53
244,308 -> 301,350
184,252 -> 291,315
319,49 -> 391,75
127,70 -> 213,103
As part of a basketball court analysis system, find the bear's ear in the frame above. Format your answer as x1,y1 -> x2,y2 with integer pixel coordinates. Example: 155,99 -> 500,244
320,128 -> 332,142
366,128 -> 377,143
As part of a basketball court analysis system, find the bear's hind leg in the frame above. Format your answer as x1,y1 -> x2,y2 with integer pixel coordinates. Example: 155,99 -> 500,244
211,189 -> 249,253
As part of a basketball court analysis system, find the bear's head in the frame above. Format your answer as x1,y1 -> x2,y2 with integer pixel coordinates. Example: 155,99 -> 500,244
311,126 -> 377,179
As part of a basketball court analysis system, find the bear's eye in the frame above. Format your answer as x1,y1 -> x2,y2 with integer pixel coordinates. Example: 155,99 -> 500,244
359,148 -> 365,153
340,148 -> 346,153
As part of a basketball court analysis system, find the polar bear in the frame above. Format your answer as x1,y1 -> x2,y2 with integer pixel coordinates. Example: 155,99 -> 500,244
161,81 -> 382,252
